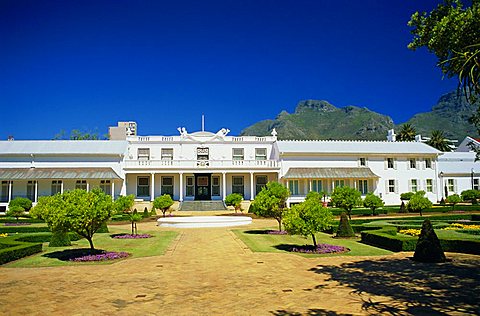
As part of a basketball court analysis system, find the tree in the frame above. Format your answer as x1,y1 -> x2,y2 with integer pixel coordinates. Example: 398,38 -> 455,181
225,193 -> 243,213
283,197 -> 333,247
6,205 -> 25,222
461,189 -> 480,204
446,193 -> 462,210
408,0 -> 480,100
31,189 -> 113,250
397,124 -> 416,141
153,194 -> 174,218
363,193 -> 384,216
426,130 -> 453,152
9,197 -> 33,212
406,191 -> 433,216
114,195 -> 138,234
413,219 -> 446,263
330,186 -> 362,220
53,129 -> 105,140
251,181 -> 290,231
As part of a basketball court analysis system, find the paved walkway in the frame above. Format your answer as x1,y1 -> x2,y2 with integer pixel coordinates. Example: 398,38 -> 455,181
1,219 -> 479,315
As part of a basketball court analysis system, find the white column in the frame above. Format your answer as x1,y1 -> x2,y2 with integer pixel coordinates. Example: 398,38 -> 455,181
353,179 -> 357,189
250,172 -> 254,200
111,181 -> 115,199
222,172 -> 227,200
8,181 -> 12,203
120,175 -> 127,196
309,179 -> 312,192
86,181 -> 90,192
34,181 -> 38,203
151,173 -> 155,201
179,173 -> 184,202
331,180 -> 335,193
60,181 -> 64,194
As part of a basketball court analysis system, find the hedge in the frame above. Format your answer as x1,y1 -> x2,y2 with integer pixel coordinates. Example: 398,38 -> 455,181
361,228 -> 480,255
15,232 -> 82,243
0,226 -> 50,234
0,217 -> 44,224
0,237 -> 42,265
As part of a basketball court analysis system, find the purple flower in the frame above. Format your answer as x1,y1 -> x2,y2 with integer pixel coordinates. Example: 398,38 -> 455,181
291,243 -> 349,254
70,251 -> 129,262
112,234 -> 152,239
267,230 -> 288,235
4,222 -> 31,226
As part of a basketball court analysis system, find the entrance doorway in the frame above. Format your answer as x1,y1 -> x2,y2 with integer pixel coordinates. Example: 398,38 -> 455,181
195,174 -> 211,200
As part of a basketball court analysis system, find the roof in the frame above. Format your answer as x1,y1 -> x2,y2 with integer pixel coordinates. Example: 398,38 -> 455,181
283,167 -> 379,179
438,151 -> 480,175
0,168 -> 121,180
277,140 -> 441,155
0,140 -> 127,156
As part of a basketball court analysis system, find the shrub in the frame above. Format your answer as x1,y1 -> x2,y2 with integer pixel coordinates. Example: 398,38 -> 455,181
96,222 -> 109,233
153,194 -> 174,218
446,194 -> 462,210
413,219 -> 446,263
407,191 -> 432,216
6,205 -> 25,222
335,212 -> 355,237
0,226 -> 50,234
251,182 -> 289,231
399,201 -> 407,213
49,230 -> 71,247
143,207 -> 150,218
9,197 -> 33,212
400,192 -> 414,201
0,238 -> 43,265
461,189 -> 480,204
330,187 -> 362,220
363,193 -> 384,216
225,193 -> 243,212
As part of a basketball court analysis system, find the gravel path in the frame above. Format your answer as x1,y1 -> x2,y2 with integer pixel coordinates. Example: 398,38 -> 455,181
1,219 -> 479,315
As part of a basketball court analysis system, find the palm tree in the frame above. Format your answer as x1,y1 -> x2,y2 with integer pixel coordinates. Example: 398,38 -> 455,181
426,130 -> 452,152
397,123 -> 416,141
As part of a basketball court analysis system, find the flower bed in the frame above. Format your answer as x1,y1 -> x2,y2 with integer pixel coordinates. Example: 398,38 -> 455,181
267,230 -> 287,235
4,223 -> 31,226
112,234 -> 152,239
69,251 -> 129,262
399,229 -> 421,236
291,243 -> 349,254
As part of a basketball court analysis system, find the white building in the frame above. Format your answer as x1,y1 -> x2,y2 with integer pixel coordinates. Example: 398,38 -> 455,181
0,124 -> 477,210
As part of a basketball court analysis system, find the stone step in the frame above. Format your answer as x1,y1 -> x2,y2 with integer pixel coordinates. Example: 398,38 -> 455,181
179,201 -> 227,211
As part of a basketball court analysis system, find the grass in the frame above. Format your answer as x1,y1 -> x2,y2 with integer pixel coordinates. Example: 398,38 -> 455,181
233,227 -> 392,257
4,225 -> 178,268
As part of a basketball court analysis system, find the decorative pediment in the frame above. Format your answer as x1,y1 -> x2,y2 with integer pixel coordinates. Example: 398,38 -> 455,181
177,127 -> 230,143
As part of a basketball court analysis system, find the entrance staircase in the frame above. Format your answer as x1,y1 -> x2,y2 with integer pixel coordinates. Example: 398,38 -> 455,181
179,201 -> 227,212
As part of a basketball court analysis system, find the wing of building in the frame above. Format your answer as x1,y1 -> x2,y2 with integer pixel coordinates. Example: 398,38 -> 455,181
0,124 -> 478,210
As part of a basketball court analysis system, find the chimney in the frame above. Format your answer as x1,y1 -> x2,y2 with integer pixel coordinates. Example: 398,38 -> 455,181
7,135 -> 14,141
387,129 -> 396,142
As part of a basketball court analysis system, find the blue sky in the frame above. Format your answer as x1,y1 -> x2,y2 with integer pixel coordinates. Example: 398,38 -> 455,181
0,0 -> 456,139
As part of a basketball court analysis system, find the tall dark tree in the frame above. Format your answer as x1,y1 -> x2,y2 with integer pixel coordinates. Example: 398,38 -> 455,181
397,123 -> 416,141
426,130 -> 453,151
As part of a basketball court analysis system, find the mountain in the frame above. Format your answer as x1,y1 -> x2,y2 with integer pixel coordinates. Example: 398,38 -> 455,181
240,91 -> 479,141
398,91 -> 479,141
240,100 -> 394,140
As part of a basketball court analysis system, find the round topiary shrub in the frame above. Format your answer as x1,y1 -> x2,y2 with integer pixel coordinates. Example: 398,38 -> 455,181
49,230 -> 71,247
335,212 -> 355,238
96,222 -> 109,233
413,219 -> 446,263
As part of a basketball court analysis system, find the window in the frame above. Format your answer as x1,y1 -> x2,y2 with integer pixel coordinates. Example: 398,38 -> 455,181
387,158 -> 394,169
426,179 -> 433,192
410,179 -> 418,192
137,177 -> 150,197
51,180 -> 62,195
409,159 -> 417,169
138,148 -> 150,160
447,179 -> 455,192
425,158 -> 432,169
100,180 -> 111,195
387,179 -> 396,193
334,180 -> 345,188
255,148 -> 267,160
255,175 -> 268,195
161,177 -> 173,197
232,176 -> 244,197
186,176 -> 194,197
161,148 -> 173,160
232,148 -> 244,161
75,180 -> 87,190
358,180 -> 368,195
359,157 -> 367,167
212,176 -> 220,196
27,181 -> 36,201
474,179 -> 479,191
0,181 -> 8,202
288,180 -> 299,195
312,179 -> 323,193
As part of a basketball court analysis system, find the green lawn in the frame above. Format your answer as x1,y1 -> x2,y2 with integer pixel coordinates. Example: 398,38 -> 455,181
233,228 -> 392,257
5,225 -> 178,268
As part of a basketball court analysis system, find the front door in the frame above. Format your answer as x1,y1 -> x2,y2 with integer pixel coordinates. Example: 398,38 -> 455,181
195,174 -> 211,200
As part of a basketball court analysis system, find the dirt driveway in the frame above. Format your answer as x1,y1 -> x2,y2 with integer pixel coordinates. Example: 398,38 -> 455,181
1,219 -> 479,315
